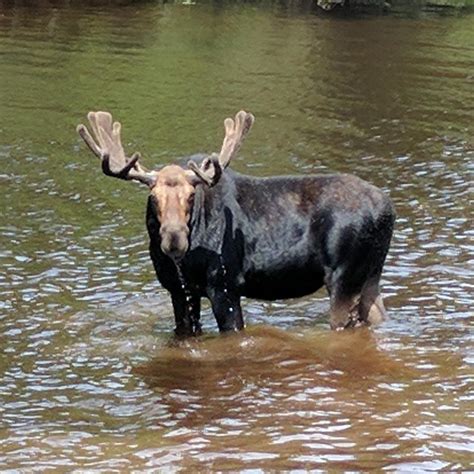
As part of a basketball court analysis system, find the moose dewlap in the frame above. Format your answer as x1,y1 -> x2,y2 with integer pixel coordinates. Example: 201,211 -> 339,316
77,110 -> 395,336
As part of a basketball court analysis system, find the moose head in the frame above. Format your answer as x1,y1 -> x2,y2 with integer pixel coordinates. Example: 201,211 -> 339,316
77,110 -> 254,261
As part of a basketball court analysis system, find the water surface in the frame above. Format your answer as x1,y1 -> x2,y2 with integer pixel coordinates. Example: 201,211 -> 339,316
0,1 -> 473,470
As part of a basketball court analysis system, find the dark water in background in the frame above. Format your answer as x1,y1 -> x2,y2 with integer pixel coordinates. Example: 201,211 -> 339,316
0,1 -> 473,470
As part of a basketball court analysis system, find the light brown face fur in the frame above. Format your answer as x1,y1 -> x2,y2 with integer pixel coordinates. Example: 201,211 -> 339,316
150,165 -> 197,260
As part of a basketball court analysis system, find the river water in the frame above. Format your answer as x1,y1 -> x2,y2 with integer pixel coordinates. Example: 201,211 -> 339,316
0,1 -> 473,471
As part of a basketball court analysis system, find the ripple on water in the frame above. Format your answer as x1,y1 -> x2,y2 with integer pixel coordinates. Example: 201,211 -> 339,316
1,3 -> 474,471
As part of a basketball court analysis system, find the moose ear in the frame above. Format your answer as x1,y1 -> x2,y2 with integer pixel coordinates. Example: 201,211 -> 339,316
187,155 -> 223,187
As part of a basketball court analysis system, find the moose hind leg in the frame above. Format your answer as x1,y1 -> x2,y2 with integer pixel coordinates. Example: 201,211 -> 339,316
329,289 -> 361,330
326,264 -> 366,330
325,225 -> 391,330
358,277 -> 387,326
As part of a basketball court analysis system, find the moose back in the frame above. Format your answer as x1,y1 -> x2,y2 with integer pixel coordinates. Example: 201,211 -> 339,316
77,111 -> 395,336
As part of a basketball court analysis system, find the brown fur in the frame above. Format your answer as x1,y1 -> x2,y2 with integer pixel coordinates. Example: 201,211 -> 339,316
150,165 -> 196,226
149,165 -> 198,259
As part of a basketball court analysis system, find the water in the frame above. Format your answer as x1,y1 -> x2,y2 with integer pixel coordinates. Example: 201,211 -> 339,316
1,1 -> 473,470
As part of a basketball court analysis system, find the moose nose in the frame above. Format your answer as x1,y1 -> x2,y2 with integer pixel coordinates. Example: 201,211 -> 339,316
160,225 -> 189,260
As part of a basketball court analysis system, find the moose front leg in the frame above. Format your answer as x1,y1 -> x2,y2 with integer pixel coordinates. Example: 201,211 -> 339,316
207,287 -> 244,333
171,292 -> 202,338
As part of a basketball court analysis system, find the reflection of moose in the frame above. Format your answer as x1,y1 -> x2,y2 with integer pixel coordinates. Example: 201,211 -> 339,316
77,111 -> 395,337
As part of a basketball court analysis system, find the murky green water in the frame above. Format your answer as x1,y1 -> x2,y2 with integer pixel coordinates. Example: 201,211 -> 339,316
1,1 -> 473,470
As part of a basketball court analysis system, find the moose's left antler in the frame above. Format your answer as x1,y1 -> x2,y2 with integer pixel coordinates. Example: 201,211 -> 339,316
187,110 -> 255,187
217,110 -> 255,169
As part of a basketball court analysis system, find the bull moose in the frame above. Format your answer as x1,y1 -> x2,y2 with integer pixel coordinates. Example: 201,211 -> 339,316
76,110 -> 395,337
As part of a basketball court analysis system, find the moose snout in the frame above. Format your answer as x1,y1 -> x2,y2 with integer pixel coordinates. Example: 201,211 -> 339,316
160,224 -> 189,260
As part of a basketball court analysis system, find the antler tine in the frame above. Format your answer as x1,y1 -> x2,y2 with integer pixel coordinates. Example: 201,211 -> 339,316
77,123 -> 102,159
76,111 -> 157,187
187,155 -> 223,187
218,110 -> 255,169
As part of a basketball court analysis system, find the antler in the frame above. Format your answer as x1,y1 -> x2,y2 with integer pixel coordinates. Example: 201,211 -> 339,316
218,110 -> 255,169
187,110 -> 254,187
187,155 -> 222,187
76,111 -> 157,187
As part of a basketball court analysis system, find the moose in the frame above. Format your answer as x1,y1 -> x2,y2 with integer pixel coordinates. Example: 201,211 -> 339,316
77,110 -> 395,337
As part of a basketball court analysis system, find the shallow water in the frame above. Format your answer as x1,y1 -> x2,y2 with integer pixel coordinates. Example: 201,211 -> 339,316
0,1 -> 473,470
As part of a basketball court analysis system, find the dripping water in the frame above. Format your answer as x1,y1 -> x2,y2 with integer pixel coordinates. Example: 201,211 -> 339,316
174,261 -> 192,304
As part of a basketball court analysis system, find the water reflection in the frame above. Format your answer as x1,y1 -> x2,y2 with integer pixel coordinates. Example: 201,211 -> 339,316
135,326 -> 406,391
128,326 -> 469,471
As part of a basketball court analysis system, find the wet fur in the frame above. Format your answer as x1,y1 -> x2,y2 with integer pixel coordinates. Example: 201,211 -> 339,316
146,158 -> 395,336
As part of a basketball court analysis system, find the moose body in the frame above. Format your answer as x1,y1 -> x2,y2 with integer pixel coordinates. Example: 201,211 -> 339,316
147,166 -> 394,335
77,110 -> 395,337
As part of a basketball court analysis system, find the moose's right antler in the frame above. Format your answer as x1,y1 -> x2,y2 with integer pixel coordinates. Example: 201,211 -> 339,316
76,111 -> 157,187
